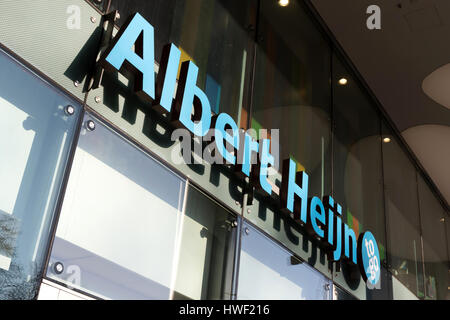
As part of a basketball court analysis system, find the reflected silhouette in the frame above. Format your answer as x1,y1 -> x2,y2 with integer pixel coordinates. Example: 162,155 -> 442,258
0,50 -> 79,299
64,26 -> 104,92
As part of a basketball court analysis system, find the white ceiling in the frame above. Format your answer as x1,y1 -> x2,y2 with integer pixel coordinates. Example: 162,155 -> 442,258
422,63 -> 450,109
311,0 -> 450,208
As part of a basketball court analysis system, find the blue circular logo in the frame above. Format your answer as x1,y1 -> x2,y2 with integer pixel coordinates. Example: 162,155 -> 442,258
358,231 -> 381,286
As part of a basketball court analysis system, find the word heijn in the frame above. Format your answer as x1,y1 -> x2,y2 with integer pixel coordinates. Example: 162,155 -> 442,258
100,13 -> 380,287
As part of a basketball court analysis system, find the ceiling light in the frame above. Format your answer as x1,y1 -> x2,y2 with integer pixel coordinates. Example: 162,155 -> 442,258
278,0 -> 289,7
338,78 -> 348,86
422,62 -> 450,110
383,137 -> 391,143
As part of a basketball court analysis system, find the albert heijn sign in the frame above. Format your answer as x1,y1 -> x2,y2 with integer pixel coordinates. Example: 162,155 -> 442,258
99,12 -> 381,288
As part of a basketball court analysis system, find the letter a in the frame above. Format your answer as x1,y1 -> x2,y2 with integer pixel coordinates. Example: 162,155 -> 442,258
102,13 -> 156,101
366,5 -> 381,30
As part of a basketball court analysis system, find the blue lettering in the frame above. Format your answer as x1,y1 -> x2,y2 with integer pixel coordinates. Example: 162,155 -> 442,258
154,44 -> 181,113
333,214 -> 342,261
240,134 -> 259,177
213,113 -> 239,164
252,139 -> 274,195
101,12 -> 381,279
173,61 -> 212,136
344,224 -> 358,264
104,13 -> 155,101
281,159 -> 309,224
309,196 -> 325,238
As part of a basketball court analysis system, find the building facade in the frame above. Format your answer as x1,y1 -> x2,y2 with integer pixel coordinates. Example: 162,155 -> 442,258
0,0 -> 448,300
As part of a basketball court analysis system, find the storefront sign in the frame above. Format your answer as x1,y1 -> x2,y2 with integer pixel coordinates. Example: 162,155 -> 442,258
99,12 -> 381,287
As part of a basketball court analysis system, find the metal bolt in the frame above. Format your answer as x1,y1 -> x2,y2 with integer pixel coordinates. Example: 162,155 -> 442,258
90,16 -> 97,23
235,201 -> 240,206
65,105 -> 75,116
231,221 -> 238,228
244,227 -> 250,235
94,96 -> 101,103
74,80 -> 80,87
53,262 -> 64,275
247,208 -> 251,214
86,120 -> 96,131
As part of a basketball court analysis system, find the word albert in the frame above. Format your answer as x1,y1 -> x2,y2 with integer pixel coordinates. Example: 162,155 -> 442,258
99,12 -> 381,287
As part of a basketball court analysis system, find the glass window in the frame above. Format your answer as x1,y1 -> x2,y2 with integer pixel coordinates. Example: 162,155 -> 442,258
417,174 -> 449,300
333,285 -> 357,300
381,121 -> 424,298
0,49 -> 81,299
46,114 -> 185,299
237,223 -> 332,300
244,192 -> 333,279
252,0 -> 332,192
46,114 -> 236,300
332,53 -> 387,299
392,274 -> 419,300
109,0 -> 257,124
173,187 -> 237,300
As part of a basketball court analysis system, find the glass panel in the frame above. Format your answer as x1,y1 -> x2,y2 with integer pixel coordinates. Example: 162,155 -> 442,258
252,0 -> 331,192
333,285 -> 357,300
237,223 -> 332,300
46,114 -> 236,300
173,187 -> 236,300
47,114 -> 186,299
109,0 -> 257,124
243,0 -> 333,284
381,121 -> 424,298
0,50 -> 80,299
392,275 -> 419,300
332,53 -> 387,300
244,192 -> 332,279
417,174 -> 449,300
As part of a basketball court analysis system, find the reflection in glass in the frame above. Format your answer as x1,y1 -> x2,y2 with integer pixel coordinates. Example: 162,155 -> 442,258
173,187 -> 236,300
244,192 -> 333,278
0,50 -> 80,299
237,224 -> 331,300
109,0 -> 256,125
47,114 -> 186,299
333,285 -> 357,300
417,174 -> 449,300
252,0 -> 331,194
47,115 -> 236,300
382,122 -> 424,298
332,53 -> 387,299
392,273 -> 419,300
332,53 -> 385,253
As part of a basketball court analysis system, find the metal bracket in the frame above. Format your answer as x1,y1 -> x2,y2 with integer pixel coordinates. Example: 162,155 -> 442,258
245,184 -> 255,207
88,10 -> 119,91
